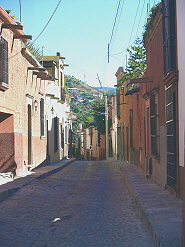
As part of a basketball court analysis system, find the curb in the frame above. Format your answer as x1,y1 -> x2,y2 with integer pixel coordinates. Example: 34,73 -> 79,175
0,158 -> 76,204
120,166 -> 160,247
120,164 -> 182,247
35,159 -> 76,179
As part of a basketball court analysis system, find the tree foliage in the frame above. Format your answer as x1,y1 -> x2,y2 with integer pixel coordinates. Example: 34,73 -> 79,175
25,41 -> 42,62
143,3 -> 162,42
118,38 -> 146,88
91,98 -> 105,134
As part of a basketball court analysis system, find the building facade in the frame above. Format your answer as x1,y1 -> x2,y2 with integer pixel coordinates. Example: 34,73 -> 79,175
0,7 -> 48,175
176,0 -> 185,244
110,95 -> 117,159
43,54 -> 72,163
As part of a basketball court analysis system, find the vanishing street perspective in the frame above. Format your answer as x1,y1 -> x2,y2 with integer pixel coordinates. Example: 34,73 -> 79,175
0,0 -> 185,246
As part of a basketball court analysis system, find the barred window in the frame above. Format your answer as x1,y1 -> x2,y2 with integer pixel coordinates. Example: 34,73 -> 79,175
0,37 -> 8,85
60,125 -> 64,149
117,89 -> 120,119
150,94 -> 157,155
130,110 -> 133,148
162,0 -> 176,75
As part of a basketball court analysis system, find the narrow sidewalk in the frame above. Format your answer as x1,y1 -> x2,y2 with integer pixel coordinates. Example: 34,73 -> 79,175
0,158 -> 76,203
119,162 -> 182,247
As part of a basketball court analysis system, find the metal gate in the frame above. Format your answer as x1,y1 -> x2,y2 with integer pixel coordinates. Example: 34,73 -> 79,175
166,85 -> 176,189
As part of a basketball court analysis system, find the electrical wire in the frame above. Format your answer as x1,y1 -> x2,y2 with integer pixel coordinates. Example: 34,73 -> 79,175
111,0 -> 142,57
127,0 -> 141,47
135,0 -> 146,39
32,0 -> 62,44
109,0 -> 125,51
109,0 -> 122,47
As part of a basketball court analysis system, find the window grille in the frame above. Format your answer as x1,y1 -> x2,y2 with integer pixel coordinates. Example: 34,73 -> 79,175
162,0 -> 176,75
61,125 -> 64,149
117,89 -> 120,119
150,94 -> 157,155
0,37 -> 8,85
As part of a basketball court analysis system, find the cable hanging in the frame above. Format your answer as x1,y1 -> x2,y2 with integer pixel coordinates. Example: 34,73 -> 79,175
108,0 -> 125,63
32,0 -> 62,44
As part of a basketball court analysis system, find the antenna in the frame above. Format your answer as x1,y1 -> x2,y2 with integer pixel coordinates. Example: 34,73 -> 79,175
96,73 -> 102,88
108,43 -> 110,63
126,52 -> 128,72
41,46 -> 44,67
84,74 -> 86,84
19,0 -> 22,22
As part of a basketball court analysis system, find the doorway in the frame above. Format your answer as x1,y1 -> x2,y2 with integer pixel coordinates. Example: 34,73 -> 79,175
27,104 -> 32,165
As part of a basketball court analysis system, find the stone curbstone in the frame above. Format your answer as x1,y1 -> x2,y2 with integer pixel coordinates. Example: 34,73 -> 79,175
120,165 -> 173,247
0,159 -> 76,203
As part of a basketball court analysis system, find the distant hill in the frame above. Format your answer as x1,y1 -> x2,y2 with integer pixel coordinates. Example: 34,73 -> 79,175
64,75 -> 100,95
64,75 -> 116,96
95,87 -> 116,91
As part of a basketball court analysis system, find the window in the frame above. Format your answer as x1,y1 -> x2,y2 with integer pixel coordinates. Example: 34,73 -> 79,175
121,87 -> 124,103
40,98 -> 44,137
150,94 -> 157,155
117,89 -> 120,119
60,125 -> 64,149
98,131 -> 101,146
61,87 -> 65,102
166,85 -> 176,189
89,128 -> 93,145
130,110 -> 133,148
65,125 -> 68,144
54,117 -> 58,152
0,37 -> 9,90
162,0 -> 176,75
60,72 -> 65,101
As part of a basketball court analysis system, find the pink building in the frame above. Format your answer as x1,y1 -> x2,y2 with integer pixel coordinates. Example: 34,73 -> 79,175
0,7 -> 48,175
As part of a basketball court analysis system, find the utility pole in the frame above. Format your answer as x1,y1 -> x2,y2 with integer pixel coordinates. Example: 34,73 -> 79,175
41,46 -> 44,67
105,96 -> 109,160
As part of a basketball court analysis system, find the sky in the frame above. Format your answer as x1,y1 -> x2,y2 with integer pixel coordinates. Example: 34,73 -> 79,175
1,0 -> 160,88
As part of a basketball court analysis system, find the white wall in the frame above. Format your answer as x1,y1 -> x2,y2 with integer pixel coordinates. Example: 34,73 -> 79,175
177,0 -> 185,167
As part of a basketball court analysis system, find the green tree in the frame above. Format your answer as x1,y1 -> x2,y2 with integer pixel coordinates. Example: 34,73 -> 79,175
118,38 -> 146,87
91,98 -> 105,134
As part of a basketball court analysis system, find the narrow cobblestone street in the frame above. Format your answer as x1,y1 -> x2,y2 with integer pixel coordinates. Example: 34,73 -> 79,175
0,161 -> 154,247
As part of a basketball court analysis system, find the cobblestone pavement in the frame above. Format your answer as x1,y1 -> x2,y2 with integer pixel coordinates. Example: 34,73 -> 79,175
0,161 -> 154,247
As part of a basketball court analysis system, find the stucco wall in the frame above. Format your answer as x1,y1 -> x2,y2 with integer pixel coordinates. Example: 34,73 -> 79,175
176,0 -> 185,168
0,16 -> 46,175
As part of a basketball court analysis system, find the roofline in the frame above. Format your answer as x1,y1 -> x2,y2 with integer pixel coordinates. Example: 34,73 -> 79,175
0,6 -> 29,42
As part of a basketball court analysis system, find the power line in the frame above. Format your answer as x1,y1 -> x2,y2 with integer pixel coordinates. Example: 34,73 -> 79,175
127,0 -> 141,47
111,0 -> 141,57
32,0 -> 62,44
135,0 -> 146,39
110,0 -> 125,50
108,0 -> 125,63
109,0 -> 122,46
96,74 -> 102,88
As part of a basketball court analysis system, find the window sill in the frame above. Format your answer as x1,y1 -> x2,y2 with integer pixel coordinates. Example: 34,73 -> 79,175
0,82 -> 9,92
40,136 -> 45,140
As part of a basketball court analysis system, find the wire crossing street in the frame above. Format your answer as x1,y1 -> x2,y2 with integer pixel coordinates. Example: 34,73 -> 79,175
0,161 -> 154,247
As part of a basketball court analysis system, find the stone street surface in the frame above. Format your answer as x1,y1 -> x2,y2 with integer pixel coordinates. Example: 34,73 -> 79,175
0,161 -> 154,247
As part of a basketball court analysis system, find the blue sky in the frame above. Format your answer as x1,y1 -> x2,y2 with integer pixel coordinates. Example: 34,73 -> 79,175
1,0 -> 160,87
